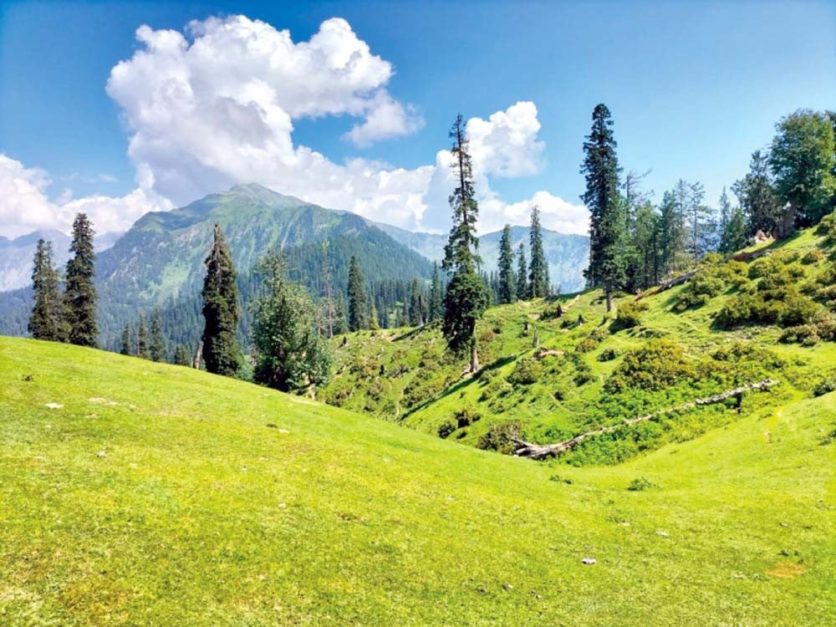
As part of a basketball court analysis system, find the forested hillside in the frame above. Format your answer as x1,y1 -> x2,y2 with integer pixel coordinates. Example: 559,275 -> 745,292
323,217 -> 836,464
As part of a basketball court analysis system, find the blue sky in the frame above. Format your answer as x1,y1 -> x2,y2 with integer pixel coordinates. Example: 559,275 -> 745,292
0,0 -> 834,237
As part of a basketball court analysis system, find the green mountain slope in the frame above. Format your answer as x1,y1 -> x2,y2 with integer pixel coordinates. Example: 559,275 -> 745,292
377,223 -> 590,293
0,336 -> 833,624
0,184 -> 433,347
323,220 -> 836,463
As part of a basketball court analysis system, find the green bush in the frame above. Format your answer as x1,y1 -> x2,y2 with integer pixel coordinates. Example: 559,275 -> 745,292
613,300 -> 648,329
597,348 -> 618,362
802,249 -> 825,265
437,421 -> 455,439
716,286 -> 821,329
627,477 -> 655,491
813,379 -> 835,397
477,421 -> 522,454
507,357 -> 543,386
605,340 -> 695,393
455,407 -> 481,428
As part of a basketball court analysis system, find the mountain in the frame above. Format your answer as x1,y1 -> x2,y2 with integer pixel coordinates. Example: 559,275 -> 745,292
0,333 -> 831,623
0,184 -> 433,346
0,230 -> 121,292
377,224 -> 590,293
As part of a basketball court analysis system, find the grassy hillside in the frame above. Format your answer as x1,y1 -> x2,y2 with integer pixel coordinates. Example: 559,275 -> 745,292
323,219 -> 836,463
0,337 -> 833,624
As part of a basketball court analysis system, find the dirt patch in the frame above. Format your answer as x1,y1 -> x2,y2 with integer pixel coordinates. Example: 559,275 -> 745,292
766,562 -> 806,579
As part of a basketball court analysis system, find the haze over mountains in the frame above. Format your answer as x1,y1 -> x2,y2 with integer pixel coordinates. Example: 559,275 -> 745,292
0,184 -> 589,344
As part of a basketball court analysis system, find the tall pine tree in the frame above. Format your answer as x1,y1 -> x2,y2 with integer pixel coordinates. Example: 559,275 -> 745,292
150,308 -> 166,362
137,312 -> 150,359
120,324 -> 132,355
201,224 -> 242,376
497,225 -> 516,304
528,207 -> 549,298
442,114 -> 487,373
64,213 -> 98,346
516,243 -> 528,301
347,255 -> 367,331
28,239 -> 63,341
581,104 -> 624,311
428,262 -> 443,321
732,150 -> 781,237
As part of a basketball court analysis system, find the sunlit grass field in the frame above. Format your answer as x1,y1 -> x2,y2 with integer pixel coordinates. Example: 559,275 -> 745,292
1,337 -> 833,624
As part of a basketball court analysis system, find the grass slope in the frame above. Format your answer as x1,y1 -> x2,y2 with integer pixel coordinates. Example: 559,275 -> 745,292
1,337 -> 834,624
323,220 -> 835,462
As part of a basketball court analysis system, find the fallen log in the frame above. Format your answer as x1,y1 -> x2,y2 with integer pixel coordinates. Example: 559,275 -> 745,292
512,379 -> 778,460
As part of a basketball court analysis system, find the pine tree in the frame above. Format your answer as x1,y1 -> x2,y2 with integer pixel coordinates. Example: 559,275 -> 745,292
681,180 -> 712,261
408,278 -> 426,326
658,189 -> 688,276
137,312 -> 150,359
516,243 -> 528,301
732,150 -> 781,237
347,255 -> 367,331
633,202 -> 660,289
120,324 -> 131,355
720,206 -> 749,254
428,262 -> 443,321
581,104 -> 624,311
528,207 -> 549,298
252,252 -> 331,392
497,225 -> 516,304
369,302 -> 380,331
64,213 -> 98,346
201,224 -> 242,376
28,239 -> 63,341
173,344 -> 192,366
718,187 -> 731,240
442,114 -> 487,373
149,309 -> 166,362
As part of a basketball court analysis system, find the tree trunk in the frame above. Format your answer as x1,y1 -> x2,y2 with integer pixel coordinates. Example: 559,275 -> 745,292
470,337 -> 479,373
605,289 -> 613,312
192,340 -> 203,369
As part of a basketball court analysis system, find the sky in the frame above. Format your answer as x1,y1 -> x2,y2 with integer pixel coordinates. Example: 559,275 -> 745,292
0,0 -> 834,238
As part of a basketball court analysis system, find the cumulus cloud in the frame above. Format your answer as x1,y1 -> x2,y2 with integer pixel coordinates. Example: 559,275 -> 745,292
1,15 -> 587,239
0,154 -> 170,238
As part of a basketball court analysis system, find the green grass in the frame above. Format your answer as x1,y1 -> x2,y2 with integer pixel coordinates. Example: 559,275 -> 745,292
323,222 -> 835,459
1,337 -> 834,624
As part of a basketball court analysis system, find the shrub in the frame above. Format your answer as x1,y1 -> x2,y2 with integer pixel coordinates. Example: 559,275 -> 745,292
540,303 -> 564,321
455,407 -> 481,429
813,379 -> 835,397
437,421 -> 455,439
477,421 -> 522,454
576,326 -> 608,352
597,348 -> 618,362
674,268 -> 725,311
627,477 -> 655,491
507,357 -> 543,386
802,249 -> 825,265
613,300 -> 648,329
605,339 -> 694,393
716,287 -> 821,329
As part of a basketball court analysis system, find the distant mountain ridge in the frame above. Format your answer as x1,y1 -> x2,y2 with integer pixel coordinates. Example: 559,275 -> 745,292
0,184 -> 434,346
0,230 -> 121,292
376,223 -> 590,293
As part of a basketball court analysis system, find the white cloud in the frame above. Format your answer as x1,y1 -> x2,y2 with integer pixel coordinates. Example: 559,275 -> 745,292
467,101 -> 545,178
0,15 -> 587,240
0,154 -> 170,238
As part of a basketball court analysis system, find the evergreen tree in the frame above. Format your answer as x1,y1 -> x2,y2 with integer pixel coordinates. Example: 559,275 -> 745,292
333,293 -> 348,335
528,207 -> 549,298
633,202 -> 660,290
428,262 -> 444,321
201,224 -> 242,376
64,213 -> 98,346
442,114 -> 487,373
369,302 -> 380,331
408,278 -> 426,326
150,309 -> 166,362
718,187 -> 731,239
28,239 -> 63,341
658,189 -> 688,276
682,180 -> 713,261
720,206 -> 749,254
120,324 -> 131,355
173,344 -> 192,366
137,312 -> 150,359
516,243 -> 528,301
732,150 -> 781,237
251,252 -> 331,393
769,109 -> 836,232
581,104 -> 624,311
497,225 -> 516,304
347,255 -> 367,331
